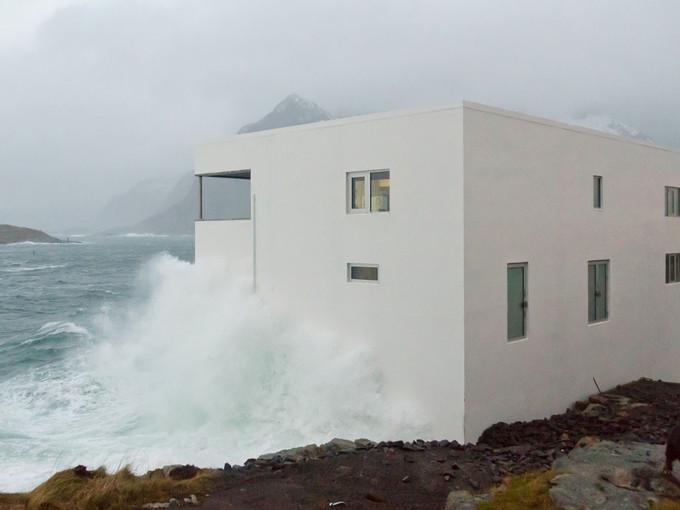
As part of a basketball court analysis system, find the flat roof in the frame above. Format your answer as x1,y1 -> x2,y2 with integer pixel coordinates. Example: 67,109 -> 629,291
200,101 -> 679,155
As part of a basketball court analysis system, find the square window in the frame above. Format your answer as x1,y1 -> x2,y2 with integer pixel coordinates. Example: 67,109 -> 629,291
347,170 -> 389,213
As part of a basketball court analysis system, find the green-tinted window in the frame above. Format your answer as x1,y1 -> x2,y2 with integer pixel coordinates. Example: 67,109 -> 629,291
507,263 -> 527,340
588,260 -> 609,323
666,253 -> 680,283
593,176 -> 602,208
666,187 -> 680,217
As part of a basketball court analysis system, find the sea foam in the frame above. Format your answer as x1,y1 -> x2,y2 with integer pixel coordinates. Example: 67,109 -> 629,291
0,254 -> 425,492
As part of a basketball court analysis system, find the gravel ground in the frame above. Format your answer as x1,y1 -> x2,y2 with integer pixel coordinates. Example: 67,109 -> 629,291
165,378 -> 680,509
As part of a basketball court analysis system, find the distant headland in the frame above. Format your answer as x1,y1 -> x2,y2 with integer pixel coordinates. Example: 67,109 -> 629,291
0,224 -> 66,244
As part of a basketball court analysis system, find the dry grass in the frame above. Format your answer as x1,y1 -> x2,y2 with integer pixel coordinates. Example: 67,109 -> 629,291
653,500 -> 680,510
477,470 -> 559,510
0,493 -> 28,510
0,466 -> 218,510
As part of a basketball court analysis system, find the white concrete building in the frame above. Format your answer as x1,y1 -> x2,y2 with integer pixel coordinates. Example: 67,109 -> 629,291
194,102 -> 680,443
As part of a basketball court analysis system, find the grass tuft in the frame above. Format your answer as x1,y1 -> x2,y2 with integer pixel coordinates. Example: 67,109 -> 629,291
0,493 -> 28,510
477,470 -> 559,510
0,465 -> 218,510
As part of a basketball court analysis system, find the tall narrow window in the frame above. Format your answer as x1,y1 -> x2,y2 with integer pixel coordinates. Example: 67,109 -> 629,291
347,170 -> 390,213
666,187 -> 680,217
666,254 -> 680,283
593,176 -> 603,209
370,171 -> 390,212
507,263 -> 528,340
351,175 -> 366,211
588,260 -> 609,323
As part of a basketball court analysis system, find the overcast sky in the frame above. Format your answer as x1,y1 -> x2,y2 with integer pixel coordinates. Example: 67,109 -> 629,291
1,0 -> 679,231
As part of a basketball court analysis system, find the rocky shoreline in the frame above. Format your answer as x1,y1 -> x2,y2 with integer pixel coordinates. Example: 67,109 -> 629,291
3,378 -> 680,509
142,378 -> 680,509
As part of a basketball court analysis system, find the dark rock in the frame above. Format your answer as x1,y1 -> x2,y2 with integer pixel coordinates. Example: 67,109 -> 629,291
365,492 -> 387,503
167,464 -> 200,480
73,465 -> 93,478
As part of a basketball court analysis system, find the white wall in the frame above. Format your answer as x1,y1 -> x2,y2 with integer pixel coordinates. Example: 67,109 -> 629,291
462,104 -> 680,441
195,219 -> 252,276
196,108 -> 467,440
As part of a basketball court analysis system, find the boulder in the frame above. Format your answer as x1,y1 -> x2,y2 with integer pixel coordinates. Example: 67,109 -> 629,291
325,438 -> 357,454
163,464 -> 199,480
549,440 -> 680,509
258,443 -> 322,463
355,438 -> 376,449
581,403 -> 607,418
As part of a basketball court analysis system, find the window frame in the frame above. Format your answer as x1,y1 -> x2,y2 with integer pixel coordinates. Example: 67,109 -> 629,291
587,260 -> 609,324
666,253 -> 680,284
347,171 -> 370,213
346,169 -> 390,214
507,262 -> 528,341
593,175 -> 603,209
347,263 -> 380,283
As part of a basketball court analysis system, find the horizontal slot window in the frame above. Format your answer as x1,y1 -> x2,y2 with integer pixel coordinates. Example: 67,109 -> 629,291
347,263 -> 379,282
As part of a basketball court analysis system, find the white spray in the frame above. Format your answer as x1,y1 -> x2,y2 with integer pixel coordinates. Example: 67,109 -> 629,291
0,254 -> 424,491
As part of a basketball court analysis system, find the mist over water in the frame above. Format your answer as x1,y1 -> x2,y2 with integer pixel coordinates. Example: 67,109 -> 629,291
0,237 -> 424,492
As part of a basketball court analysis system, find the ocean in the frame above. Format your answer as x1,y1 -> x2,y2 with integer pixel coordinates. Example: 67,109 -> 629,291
0,235 -> 421,492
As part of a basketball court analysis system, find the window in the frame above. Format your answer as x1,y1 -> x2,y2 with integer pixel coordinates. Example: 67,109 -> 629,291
588,260 -> 609,323
370,171 -> 390,212
507,263 -> 528,340
347,263 -> 379,282
593,176 -> 603,208
347,170 -> 390,213
350,175 -> 367,211
667,254 -> 680,283
666,187 -> 680,217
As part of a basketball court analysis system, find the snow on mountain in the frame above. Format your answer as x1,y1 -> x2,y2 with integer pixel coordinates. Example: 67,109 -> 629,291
566,114 -> 653,143
238,93 -> 332,134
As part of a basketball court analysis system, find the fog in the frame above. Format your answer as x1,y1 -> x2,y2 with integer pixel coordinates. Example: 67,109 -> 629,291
1,0 -> 679,231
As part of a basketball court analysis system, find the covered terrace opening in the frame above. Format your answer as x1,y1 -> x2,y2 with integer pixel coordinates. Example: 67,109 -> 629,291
197,170 -> 251,221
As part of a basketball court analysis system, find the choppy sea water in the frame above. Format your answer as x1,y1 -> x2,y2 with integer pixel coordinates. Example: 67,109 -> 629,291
0,235 -> 422,492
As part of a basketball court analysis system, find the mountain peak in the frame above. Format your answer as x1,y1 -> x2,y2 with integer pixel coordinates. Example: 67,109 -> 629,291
238,94 -> 332,134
